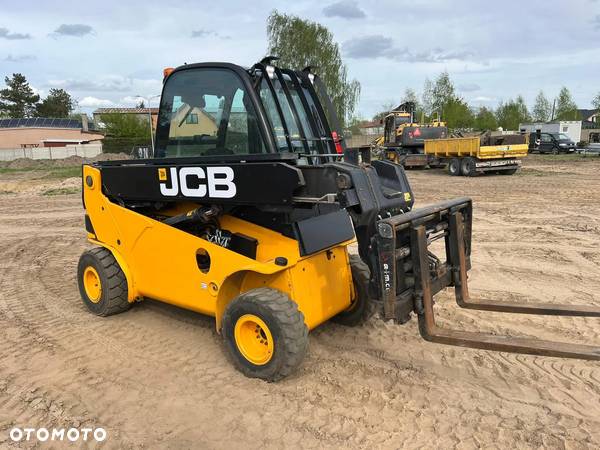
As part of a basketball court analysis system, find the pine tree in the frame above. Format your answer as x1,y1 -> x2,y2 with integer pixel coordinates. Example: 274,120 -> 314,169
0,73 -> 40,118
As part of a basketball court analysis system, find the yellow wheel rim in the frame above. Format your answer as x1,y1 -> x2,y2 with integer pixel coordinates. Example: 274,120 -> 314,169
83,266 -> 102,303
234,314 -> 274,365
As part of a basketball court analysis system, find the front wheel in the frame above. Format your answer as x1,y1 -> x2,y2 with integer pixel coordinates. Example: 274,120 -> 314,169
222,288 -> 308,381
332,255 -> 375,326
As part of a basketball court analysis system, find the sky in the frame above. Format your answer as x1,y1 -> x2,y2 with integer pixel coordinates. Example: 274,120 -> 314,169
1,0 -> 599,118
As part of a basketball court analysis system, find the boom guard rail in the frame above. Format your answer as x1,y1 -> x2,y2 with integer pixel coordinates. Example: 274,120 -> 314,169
375,197 -> 600,360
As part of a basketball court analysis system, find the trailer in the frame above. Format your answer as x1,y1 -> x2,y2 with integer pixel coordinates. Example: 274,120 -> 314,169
424,135 -> 528,176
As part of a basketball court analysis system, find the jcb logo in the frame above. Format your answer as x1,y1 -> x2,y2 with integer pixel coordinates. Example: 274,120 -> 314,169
158,167 -> 237,199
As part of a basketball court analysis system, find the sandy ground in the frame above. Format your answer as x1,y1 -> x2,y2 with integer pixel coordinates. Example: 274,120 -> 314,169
0,155 -> 599,449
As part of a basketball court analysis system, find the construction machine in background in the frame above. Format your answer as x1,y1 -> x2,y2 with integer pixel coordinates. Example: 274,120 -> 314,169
77,59 -> 600,382
424,133 -> 529,176
374,102 -> 448,167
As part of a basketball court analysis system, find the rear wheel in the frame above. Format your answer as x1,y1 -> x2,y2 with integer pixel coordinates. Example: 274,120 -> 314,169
332,255 -> 375,326
460,157 -> 477,177
448,158 -> 461,176
552,147 -> 559,155
77,248 -> 131,316
222,288 -> 308,381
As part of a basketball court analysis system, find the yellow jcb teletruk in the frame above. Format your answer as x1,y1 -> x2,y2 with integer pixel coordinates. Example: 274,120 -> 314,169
77,59 -> 600,381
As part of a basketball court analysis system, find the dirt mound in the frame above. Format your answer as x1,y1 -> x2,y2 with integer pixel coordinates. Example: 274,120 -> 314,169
1,152 -> 129,170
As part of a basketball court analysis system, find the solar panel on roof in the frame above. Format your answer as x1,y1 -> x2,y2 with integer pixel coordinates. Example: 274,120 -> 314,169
0,117 -> 82,128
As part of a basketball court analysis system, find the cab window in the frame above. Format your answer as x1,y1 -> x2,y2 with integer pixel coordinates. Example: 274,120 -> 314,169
155,68 -> 265,157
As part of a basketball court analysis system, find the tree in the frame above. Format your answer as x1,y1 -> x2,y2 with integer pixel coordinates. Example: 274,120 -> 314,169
495,96 -> 531,130
442,97 -> 474,129
474,106 -> 498,130
554,87 -> 580,120
36,88 -> 75,118
592,92 -> 600,111
346,115 -> 364,136
136,100 -> 145,108
100,113 -> 151,153
266,10 -> 360,127
0,73 -> 40,118
421,78 -> 434,117
432,71 -> 456,115
100,113 -> 149,139
532,91 -> 551,122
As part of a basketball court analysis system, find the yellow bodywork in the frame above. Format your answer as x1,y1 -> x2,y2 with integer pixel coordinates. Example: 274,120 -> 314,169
82,165 -> 355,331
424,137 -> 529,160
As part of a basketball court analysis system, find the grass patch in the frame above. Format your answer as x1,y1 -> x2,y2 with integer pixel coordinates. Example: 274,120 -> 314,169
0,166 -> 82,179
42,187 -> 80,196
531,153 -> 600,162
42,166 -> 82,179
0,167 -> 25,174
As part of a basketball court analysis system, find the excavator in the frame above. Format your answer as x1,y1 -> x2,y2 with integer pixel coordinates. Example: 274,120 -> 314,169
374,101 -> 448,167
77,58 -> 600,381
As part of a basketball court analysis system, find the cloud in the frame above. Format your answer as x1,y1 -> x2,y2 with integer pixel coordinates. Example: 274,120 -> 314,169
191,29 -> 230,39
52,24 -> 94,37
471,96 -> 497,102
5,54 -> 36,62
343,35 -> 475,62
593,15 -> 600,30
48,76 -> 133,92
78,96 -> 114,107
0,27 -> 31,40
323,1 -> 366,19
343,35 -> 394,58
458,83 -> 481,92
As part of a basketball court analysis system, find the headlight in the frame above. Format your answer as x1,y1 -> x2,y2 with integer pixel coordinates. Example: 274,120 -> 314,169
377,222 -> 394,239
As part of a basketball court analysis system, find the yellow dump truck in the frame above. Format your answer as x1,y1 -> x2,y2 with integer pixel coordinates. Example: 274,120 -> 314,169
424,135 -> 529,176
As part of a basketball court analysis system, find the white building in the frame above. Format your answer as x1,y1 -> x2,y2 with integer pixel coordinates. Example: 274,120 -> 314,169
519,121 -> 582,143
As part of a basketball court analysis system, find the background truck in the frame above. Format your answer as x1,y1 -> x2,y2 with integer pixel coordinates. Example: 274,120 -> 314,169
424,133 -> 529,176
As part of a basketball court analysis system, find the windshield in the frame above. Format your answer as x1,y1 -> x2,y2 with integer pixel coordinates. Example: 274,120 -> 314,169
552,133 -> 571,141
394,114 -> 412,127
155,68 -> 266,158
558,133 -> 571,141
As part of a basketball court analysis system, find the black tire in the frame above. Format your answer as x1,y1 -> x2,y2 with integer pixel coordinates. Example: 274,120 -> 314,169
460,157 -> 477,177
77,247 -> 131,316
332,255 -> 375,326
222,288 -> 308,381
448,158 -> 461,176
552,147 -> 559,155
